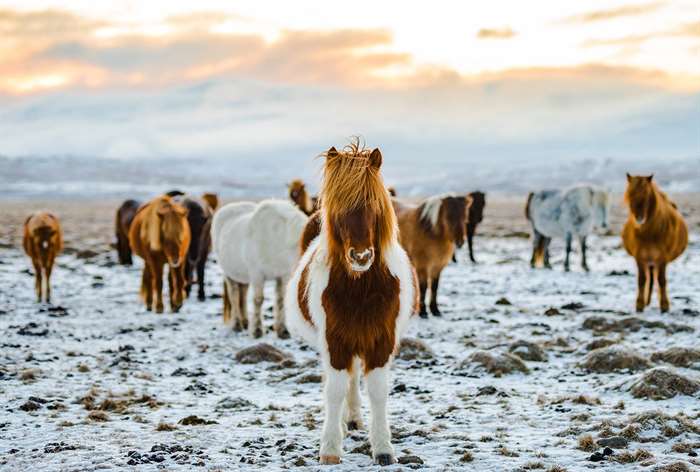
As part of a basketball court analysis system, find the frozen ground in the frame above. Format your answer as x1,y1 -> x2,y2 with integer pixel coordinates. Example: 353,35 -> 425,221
1,199 -> 699,472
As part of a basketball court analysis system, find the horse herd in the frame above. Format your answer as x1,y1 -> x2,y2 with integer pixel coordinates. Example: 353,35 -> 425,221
19,141 -> 689,465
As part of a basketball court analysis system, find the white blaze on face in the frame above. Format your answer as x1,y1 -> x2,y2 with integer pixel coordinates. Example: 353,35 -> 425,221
42,240 -> 49,249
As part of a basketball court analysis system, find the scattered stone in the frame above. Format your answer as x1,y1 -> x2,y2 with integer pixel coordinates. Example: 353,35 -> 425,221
17,322 -> 48,336
397,337 -> 435,361
296,373 -> 322,384
398,455 -> 424,465
216,397 -> 256,411
583,338 -> 618,352
629,368 -> 700,400
178,415 -> 217,426
544,307 -> 561,316
235,343 -> 292,364
19,400 -> 42,412
598,436 -> 629,449
44,442 -> 77,453
579,345 -> 651,373
460,350 -> 529,376
171,367 -> 207,377
582,316 -> 692,335
650,347 -> 700,368
561,302 -> 585,311
508,340 -> 547,362
588,451 -> 605,462
495,297 -> 512,306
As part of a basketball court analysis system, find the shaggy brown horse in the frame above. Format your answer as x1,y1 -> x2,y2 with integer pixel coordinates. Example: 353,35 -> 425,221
172,194 -> 217,301
286,141 -> 417,466
288,179 -> 318,216
129,196 -> 191,313
23,212 -> 63,303
622,174 -> 687,313
115,199 -> 141,265
394,194 -> 470,317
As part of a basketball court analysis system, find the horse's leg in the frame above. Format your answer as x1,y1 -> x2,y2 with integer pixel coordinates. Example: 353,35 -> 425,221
167,267 -> 175,309
429,270 -> 442,317
223,279 -> 231,326
635,259 -> 647,313
418,271 -> 428,319
141,266 -> 153,311
468,224 -> 477,263
657,262 -> 669,313
153,258 -> 165,314
564,233 -> 572,272
530,230 -> 542,268
224,278 -> 240,330
250,281 -> 264,338
170,265 -> 185,313
543,237 -> 553,269
580,236 -> 589,272
345,358 -> 363,431
196,257 -> 206,302
274,277 -> 290,339
320,366 -> 350,464
44,257 -> 54,304
184,259 -> 193,299
32,259 -> 42,303
239,283 -> 249,331
366,366 -> 395,465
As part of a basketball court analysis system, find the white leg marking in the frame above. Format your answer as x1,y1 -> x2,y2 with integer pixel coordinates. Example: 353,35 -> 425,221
366,366 -> 395,462
320,367 -> 350,460
346,358 -> 363,430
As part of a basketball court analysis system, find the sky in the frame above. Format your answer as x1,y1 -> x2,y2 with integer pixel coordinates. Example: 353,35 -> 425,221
0,0 -> 698,165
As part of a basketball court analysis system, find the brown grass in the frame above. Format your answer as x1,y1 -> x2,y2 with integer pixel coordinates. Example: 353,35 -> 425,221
460,451 -> 474,462
579,345 -> 651,373
155,422 -> 177,431
612,449 -> 653,464
87,410 -> 109,422
577,434 -> 596,452
630,368 -> 700,400
651,347 -> 700,367
654,461 -> 692,472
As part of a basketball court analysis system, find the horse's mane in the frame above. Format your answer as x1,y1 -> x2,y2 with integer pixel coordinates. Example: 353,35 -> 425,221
141,196 -> 186,251
418,194 -> 446,233
320,139 -> 397,251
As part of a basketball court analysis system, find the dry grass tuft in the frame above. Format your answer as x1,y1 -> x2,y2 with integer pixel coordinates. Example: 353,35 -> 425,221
629,367 -> 700,400
579,345 -> 651,373
577,434 -> 596,452
612,449 -> 653,464
653,461 -> 692,472
650,347 -> 700,368
87,410 -> 109,422
155,422 -> 177,431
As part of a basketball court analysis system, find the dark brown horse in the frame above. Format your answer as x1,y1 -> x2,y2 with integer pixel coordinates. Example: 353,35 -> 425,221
466,191 -> 486,262
288,179 -> 318,216
172,194 -> 217,301
394,194 -> 470,317
115,199 -> 141,265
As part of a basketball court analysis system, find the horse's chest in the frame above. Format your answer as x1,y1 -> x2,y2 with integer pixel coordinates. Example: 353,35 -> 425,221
321,268 -> 401,370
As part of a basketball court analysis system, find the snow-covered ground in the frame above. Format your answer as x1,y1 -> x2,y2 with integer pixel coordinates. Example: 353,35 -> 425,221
1,213 -> 699,471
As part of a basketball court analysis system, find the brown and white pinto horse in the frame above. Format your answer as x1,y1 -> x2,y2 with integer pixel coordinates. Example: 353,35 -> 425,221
288,179 -> 318,216
115,199 -> 141,265
286,142 -> 417,466
394,194 -> 470,317
23,212 -> 63,303
622,174 -> 687,313
129,196 -> 191,313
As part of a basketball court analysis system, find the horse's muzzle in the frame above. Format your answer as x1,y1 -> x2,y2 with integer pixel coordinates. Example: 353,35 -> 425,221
348,247 -> 374,273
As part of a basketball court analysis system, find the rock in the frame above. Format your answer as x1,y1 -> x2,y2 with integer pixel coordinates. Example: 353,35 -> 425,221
588,451 -> 605,462
561,302 -> 585,311
178,415 -> 217,426
650,347 -> 700,368
629,368 -> 700,400
495,297 -> 512,306
397,337 -> 434,361
603,447 -> 614,456
297,373 -> 322,384
235,343 -> 292,364
544,307 -> 561,316
398,455 -> 424,464
19,400 -> 42,412
598,436 -> 629,449
508,340 -> 547,362
17,322 -> 49,337
583,338 -> 618,352
579,345 -> 651,373
460,350 -> 529,376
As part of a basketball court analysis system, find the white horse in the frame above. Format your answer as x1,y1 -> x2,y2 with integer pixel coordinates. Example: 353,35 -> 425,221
285,144 -> 417,466
525,185 -> 610,271
211,199 -> 307,338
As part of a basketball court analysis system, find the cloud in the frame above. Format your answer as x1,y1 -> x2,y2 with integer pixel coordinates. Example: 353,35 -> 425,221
583,19 -> 700,47
476,28 -> 516,39
561,2 -> 665,24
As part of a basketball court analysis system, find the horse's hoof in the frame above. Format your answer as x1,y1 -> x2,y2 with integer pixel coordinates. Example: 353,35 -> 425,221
347,420 -> 362,431
277,328 -> 290,340
320,455 -> 341,465
374,454 -> 396,466
430,306 -> 442,317
635,304 -> 645,313
660,303 -> 670,313
253,328 -> 263,338
197,294 -> 206,302
419,311 -> 428,319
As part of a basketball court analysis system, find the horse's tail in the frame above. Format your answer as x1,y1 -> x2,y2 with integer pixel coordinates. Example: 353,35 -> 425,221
525,192 -> 534,221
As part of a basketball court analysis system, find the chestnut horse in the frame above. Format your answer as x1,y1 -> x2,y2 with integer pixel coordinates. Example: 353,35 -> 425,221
622,174 -> 687,313
394,194 -> 470,318
172,194 -> 218,301
23,212 -> 63,303
288,179 -> 318,216
129,196 -> 191,313
286,142 -> 417,466
115,199 -> 141,265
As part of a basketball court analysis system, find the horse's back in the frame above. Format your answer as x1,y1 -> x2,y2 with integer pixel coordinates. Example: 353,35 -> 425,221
212,202 -> 256,282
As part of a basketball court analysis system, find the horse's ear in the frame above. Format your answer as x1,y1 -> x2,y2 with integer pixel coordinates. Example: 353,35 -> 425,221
647,174 -> 654,182
626,173 -> 632,182
369,148 -> 382,169
326,147 -> 338,159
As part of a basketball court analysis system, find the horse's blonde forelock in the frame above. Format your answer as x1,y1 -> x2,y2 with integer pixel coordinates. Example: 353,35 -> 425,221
320,138 -> 397,251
